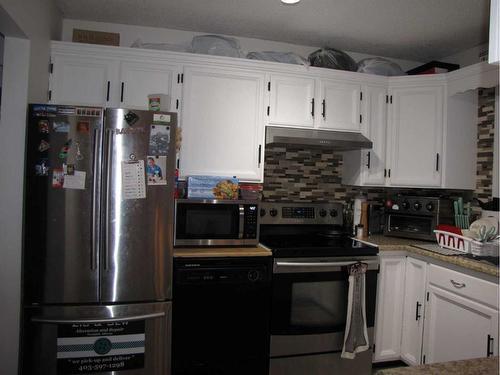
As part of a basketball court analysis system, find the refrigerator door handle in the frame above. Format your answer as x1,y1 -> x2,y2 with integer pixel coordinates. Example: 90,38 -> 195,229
90,128 -> 100,270
103,129 -> 114,270
31,312 -> 165,324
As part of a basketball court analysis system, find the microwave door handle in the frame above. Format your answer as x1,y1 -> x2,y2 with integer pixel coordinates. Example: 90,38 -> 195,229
238,205 -> 245,239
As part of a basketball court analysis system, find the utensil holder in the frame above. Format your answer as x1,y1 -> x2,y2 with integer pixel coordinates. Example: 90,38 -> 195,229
454,214 -> 470,229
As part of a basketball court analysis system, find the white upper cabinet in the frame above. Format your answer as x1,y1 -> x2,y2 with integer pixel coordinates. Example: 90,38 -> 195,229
400,257 -> 427,366
489,0 -> 499,65
316,80 -> 362,132
119,61 -> 181,110
342,85 -> 387,186
50,54 -> 119,106
268,74 -> 315,128
387,84 -> 444,187
179,66 -> 266,182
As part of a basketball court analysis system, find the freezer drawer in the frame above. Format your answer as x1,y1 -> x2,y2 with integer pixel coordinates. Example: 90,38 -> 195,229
21,302 -> 171,375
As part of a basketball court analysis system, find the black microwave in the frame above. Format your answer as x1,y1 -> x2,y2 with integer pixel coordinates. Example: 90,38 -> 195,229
174,199 -> 260,247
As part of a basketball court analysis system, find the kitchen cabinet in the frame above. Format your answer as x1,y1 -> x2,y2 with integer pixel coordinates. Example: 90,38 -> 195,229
373,255 -> 406,362
50,53 -> 181,110
50,53 -> 119,106
422,285 -> 498,363
387,84 -> 444,187
268,74 -> 364,132
342,85 -> 388,186
118,61 -> 181,110
316,80 -> 362,132
400,257 -> 427,366
179,65 -> 266,182
268,74 -> 315,128
421,264 -> 499,364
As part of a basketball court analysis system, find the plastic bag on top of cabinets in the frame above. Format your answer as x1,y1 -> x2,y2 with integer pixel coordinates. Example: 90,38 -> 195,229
308,47 -> 357,71
357,57 -> 406,76
191,35 -> 245,58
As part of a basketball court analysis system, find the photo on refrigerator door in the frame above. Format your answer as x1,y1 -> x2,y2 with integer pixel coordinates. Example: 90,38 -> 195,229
148,125 -> 170,156
147,156 -> 167,185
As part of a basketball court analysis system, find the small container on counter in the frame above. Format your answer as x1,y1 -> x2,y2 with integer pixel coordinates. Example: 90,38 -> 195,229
355,224 -> 365,239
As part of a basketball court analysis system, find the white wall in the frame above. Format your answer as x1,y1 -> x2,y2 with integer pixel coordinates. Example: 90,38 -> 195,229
0,0 -> 62,102
62,19 -> 423,71
441,43 -> 489,68
0,2 -> 61,374
0,37 -> 30,375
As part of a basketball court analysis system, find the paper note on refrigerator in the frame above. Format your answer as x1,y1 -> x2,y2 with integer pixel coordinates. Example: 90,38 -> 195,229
63,171 -> 86,190
122,160 -> 146,200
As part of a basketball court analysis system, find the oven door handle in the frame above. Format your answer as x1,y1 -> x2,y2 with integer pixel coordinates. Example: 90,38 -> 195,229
276,260 -> 379,268
274,260 -> 379,273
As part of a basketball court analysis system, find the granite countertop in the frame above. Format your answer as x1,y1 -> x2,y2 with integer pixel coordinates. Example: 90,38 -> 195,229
174,245 -> 272,258
375,356 -> 499,375
366,235 -> 499,277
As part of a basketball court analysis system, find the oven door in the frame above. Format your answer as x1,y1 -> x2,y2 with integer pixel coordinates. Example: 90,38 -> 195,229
174,200 -> 245,246
270,257 -> 378,357
385,214 -> 436,240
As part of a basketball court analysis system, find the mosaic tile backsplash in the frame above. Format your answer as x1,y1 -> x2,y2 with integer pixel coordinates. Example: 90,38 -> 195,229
475,88 -> 496,200
263,88 -> 496,203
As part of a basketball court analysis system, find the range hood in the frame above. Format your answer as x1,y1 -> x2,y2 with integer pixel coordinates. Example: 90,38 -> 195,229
266,126 -> 373,151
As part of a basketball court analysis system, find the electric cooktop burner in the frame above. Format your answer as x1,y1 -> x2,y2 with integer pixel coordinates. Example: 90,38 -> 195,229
259,202 -> 378,258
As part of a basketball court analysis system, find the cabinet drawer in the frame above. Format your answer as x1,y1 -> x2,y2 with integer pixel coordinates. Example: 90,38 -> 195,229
428,264 -> 498,309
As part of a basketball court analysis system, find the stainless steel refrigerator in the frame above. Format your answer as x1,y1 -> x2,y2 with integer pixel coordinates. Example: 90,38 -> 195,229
22,105 -> 177,375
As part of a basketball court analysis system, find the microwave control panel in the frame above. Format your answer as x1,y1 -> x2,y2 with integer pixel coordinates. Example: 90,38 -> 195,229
244,205 -> 258,238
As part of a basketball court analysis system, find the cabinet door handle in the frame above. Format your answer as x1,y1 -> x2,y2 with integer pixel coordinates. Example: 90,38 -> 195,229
258,145 -> 262,167
322,99 -> 326,118
415,301 -> 422,321
450,279 -> 466,288
436,153 -> 440,171
106,81 -> 110,102
487,334 -> 494,357
120,82 -> 125,102
366,152 -> 371,169
311,98 -> 315,118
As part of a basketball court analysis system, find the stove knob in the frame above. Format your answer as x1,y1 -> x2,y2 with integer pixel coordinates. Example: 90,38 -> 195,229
247,270 -> 260,282
426,202 -> 434,212
414,201 -> 422,211
319,209 -> 327,217
402,200 -> 410,210
269,208 -> 278,217
330,209 -> 338,217
260,208 -> 266,217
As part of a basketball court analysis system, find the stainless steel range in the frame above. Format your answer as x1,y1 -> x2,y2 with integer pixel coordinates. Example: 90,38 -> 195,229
259,202 -> 379,375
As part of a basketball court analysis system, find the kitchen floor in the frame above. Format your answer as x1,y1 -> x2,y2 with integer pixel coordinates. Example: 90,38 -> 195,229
372,362 -> 408,374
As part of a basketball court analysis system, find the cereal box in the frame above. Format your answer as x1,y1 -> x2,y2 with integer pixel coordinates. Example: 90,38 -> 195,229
187,176 -> 239,200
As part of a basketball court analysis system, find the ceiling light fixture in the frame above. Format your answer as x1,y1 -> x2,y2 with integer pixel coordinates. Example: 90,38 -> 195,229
281,0 -> 300,4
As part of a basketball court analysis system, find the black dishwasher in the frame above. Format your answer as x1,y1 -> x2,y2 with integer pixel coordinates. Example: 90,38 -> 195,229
172,256 -> 272,375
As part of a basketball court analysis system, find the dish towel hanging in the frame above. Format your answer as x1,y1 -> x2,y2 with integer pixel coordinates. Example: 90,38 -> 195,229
341,262 -> 369,359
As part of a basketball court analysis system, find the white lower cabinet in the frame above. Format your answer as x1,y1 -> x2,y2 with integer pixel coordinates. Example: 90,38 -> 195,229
400,257 -> 427,365
375,257 -> 499,366
421,264 -> 499,364
373,256 -> 406,362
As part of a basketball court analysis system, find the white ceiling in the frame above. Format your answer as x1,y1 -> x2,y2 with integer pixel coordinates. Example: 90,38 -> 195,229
56,0 -> 490,61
